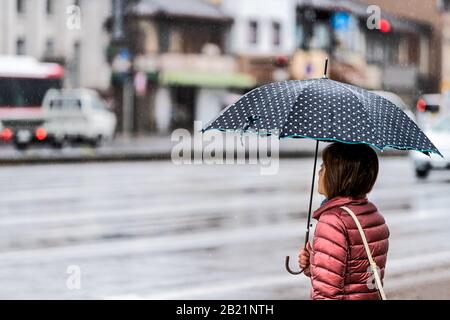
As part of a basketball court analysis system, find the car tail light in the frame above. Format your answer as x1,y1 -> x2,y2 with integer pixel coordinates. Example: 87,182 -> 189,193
35,128 -> 47,141
1,128 -> 13,141
416,98 -> 427,112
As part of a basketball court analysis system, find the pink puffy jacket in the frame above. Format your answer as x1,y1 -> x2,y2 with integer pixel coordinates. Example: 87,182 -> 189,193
306,196 -> 389,300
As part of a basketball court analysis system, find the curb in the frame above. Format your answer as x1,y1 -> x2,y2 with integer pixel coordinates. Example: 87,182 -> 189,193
0,150 -> 406,166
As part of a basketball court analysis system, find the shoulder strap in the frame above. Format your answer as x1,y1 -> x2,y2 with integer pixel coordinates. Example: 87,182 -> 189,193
340,206 -> 387,300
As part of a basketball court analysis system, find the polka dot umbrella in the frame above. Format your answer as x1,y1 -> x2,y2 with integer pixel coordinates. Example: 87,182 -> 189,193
201,59 -> 442,275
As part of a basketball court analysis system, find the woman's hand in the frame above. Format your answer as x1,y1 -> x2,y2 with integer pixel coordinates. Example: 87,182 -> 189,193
298,242 -> 312,277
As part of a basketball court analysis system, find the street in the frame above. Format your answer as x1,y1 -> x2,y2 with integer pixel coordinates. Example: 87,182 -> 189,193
0,156 -> 449,299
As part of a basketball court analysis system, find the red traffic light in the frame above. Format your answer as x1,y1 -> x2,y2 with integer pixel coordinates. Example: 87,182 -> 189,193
380,19 -> 391,33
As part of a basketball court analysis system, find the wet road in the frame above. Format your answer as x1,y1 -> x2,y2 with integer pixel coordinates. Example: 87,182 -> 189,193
0,157 -> 449,299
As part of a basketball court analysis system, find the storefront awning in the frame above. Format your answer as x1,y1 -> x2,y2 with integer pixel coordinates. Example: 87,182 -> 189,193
160,71 -> 256,89
130,0 -> 233,23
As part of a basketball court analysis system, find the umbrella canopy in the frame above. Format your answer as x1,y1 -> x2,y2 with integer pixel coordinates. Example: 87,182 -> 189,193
201,61 -> 442,276
202,78 -> 441,157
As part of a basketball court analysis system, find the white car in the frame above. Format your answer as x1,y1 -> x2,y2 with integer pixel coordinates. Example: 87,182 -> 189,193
42,89 -> 117,148
410,115 -> 450,178
415,93 -> 447,131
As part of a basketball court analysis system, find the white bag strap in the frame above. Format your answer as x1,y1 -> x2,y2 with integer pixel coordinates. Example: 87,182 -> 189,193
340,206 -> 387,300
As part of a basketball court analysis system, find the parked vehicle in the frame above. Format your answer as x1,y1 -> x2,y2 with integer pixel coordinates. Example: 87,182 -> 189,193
0,55 -> 63,150
415,93 -> 449,131
410,114 -> 450,178
42,89 -> 117,148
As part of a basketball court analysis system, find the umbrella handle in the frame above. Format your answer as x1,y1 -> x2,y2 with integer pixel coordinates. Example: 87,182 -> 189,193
285,255 -> 304,275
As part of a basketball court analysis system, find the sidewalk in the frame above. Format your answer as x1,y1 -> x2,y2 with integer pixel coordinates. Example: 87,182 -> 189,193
0,133 -> 405,165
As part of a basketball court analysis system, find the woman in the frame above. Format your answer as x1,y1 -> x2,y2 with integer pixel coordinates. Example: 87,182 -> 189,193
298,142 -> 389,300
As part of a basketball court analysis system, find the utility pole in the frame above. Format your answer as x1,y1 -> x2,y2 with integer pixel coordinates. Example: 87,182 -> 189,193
112,0 -> 135,136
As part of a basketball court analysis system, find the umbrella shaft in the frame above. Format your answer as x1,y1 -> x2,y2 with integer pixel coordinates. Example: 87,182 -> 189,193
304,140 -> 319,247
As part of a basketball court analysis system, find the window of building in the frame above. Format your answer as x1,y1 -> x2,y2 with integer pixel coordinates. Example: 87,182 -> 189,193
295,24 -> 305,49
17,0 -> 25,14
249,20 -> 258,45
273,22 -> 282,47
157,22 -> 170,53
16,38 -> 26,55
296,9 -> 332,51
72,41 -> 81,87
366,36 -> 385,64
438,0 -> 450,11
46,0 -> 54,14
366,33 -> 400,66
419,36 -> 430,74
309,23 -> 331,50
45,39 -> 55,57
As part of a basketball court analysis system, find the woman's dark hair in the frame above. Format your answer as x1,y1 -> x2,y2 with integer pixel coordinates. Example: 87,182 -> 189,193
322,142 -> 379,199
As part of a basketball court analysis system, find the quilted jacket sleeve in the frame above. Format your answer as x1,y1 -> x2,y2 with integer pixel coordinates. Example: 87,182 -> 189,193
310,211 -> 349,300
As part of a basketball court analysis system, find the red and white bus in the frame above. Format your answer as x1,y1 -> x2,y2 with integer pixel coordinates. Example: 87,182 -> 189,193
0,55 -> 64,149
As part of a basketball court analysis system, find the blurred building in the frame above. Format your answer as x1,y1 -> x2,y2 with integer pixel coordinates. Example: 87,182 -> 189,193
108,0 -> 449,135
0,0 -> 448,136
292,0 -> 435,106
365,0 -> 450,103
111,0 -> 258,134
0,0 -> 111,91
111,0 -> 301,134
441,1 -> 450,98
220,0 -> 296,84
